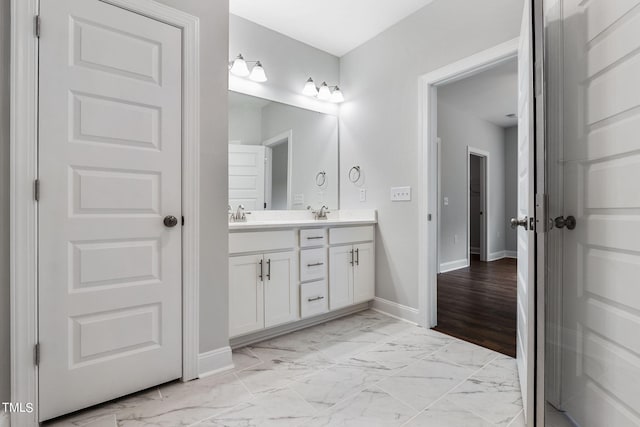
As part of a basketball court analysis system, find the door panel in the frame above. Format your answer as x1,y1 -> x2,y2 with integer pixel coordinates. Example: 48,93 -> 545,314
229,254 -> 265,337
558,0 -> 640,425
516,1 -> 536,424
229,144 -> 266,211
38,0 -> 183,420
353,243 -> 375,304
329,246 -> 354,310
264,251 -> 298,328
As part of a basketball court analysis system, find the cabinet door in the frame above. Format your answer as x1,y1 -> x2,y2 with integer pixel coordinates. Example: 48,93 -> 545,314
329,245 -> 354,310
353,242 -> 375,304
229,254 -> 264,337
264,251 -> 298,328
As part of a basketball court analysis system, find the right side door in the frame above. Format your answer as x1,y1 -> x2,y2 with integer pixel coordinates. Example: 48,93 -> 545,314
557,0 -> 640,426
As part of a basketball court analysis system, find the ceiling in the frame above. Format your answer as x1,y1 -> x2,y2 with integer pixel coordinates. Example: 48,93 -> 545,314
438,58 -> 518,128
229,0 -> 435,57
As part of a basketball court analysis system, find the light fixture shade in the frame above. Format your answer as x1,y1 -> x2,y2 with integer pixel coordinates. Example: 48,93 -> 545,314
229,54 -> 250,77
249,61 -> 267,82
303,78 -> 318,97
317,82 -> 331,100
330,86 -> 344,103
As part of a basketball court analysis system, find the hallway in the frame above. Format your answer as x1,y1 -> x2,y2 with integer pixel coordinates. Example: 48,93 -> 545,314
435,255 -> 517,357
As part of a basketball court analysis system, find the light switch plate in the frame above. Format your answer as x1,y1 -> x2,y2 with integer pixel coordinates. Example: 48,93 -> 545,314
391,186 -> 411,201
359,188 -> 367,202
444,197 -> 449,206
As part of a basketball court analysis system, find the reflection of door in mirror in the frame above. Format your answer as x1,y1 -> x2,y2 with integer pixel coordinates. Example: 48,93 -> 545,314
263,131 -> 292,210
229,144 -> 266,211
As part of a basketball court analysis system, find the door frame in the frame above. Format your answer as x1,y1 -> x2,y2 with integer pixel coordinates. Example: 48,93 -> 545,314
418,38 -> 519,328
10,0 -> 201,425
467,148 -> 490,263
262,130 -> 293,210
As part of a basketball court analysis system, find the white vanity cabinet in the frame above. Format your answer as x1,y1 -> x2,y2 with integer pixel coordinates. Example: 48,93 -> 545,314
329,226 -> 375,309
229,230 -> 298,337
229,220 -> 376,341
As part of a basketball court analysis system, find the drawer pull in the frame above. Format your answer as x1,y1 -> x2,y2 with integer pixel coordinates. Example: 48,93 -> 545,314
307,296 -> 325,302
306,236 -> 324,240
307,262 -> 324,267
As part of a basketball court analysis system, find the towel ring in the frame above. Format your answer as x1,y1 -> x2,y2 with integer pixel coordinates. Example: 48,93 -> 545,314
315,171 -> 327,187
349,166 -> 361,183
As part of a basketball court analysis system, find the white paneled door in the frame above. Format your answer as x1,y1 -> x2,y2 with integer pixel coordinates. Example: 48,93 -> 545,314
516,1 -> 536,424
38,0 -> 183,420
229,144 -> 266,211
558,0 -> 640,425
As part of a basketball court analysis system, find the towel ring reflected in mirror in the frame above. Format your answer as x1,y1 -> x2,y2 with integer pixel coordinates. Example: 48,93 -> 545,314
315,171 -> 327,187
349,166 -> 361,183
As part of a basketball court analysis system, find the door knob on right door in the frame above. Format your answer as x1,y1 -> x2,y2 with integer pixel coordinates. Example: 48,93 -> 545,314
554,215 -> 576,230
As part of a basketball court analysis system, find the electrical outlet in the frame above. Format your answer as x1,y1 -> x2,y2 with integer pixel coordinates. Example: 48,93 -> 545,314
391,186 -> 411,201
293,194 -> 305,205
444,197 -> 449,206
359,188 -> 367,202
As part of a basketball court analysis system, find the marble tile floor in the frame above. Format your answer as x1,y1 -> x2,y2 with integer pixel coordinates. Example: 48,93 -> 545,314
46,310 -> 525,427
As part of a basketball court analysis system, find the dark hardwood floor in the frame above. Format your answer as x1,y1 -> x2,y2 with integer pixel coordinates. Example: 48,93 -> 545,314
433,254 -> 517,357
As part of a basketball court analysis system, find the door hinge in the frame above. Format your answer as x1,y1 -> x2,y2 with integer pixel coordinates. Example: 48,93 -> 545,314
181,216 -> 185,226
427,213 -> 432,221
34,343 -> 40,366
535,193 -> 549,233
34,179 -> 40,201
34,15 -> 41,38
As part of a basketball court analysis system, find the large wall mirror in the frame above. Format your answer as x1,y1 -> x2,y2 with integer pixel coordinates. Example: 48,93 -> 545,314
228,91 -> 339,211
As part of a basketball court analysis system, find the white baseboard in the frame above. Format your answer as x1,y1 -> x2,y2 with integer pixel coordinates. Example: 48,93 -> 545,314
371,297 -> 419,325
505,250 -> 517,259
439,258 -> 469,273
198,346 -> 233,378
488,250 -> 517,261
0,411 -> 9,427
469,246 -> 480,255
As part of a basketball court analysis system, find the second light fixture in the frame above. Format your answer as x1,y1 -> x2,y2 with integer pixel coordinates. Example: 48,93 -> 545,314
303,78 -> 344,103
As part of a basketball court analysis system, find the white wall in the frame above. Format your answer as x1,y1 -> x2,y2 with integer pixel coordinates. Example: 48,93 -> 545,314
339,0 -> 523,308
154,0 -> 230,354
504,125 -> 518,253
0,0 -> 10,406
262,102 -> 339,210
230,14 -> 340,115
229,104 -> 262,145
438,101 -> 507,265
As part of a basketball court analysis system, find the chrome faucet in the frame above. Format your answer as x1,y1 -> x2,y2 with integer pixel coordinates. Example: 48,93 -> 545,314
312,205 -> 330,220
230,204 -> 248,222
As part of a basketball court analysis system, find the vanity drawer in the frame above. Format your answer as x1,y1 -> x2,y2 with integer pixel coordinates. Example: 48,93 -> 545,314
300,280 -> 328,318
329,226 -> 374,245
300,248 -> 327,282
229,230 -> 295,254
299,228 -> 327,247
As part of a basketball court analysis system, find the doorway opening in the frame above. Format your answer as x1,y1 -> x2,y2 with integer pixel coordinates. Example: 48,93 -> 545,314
263,130 -> 293,210
432,57 -> 519,357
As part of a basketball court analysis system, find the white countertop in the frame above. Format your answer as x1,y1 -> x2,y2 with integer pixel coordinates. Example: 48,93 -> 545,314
229,209 -> 377,230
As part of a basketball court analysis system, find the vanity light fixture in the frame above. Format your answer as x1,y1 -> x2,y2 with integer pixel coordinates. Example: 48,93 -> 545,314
229,53 -> 268,82
303,77 -> 344,103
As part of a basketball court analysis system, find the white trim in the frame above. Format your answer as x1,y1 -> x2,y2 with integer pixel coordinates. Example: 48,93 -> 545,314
470,246 -> 480,255
505,250 -> 517,259
418,38 -> 519,329
11,1 -> 201,423
198,347 -> 234,378
371,298 -> 420,325
263,130 -> 293,210
439,259 -> 469,273
10,0 -> 40,425
467,147 -> 490,264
